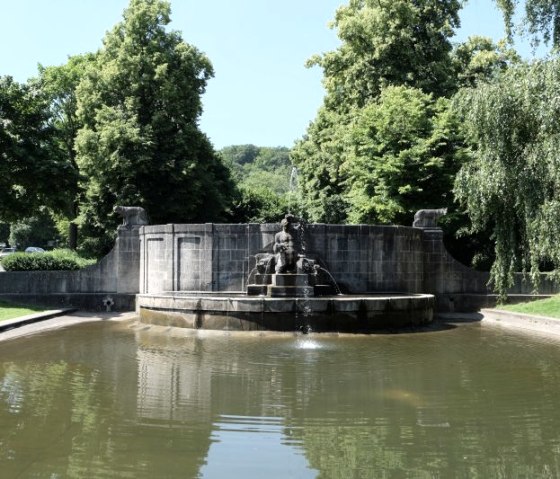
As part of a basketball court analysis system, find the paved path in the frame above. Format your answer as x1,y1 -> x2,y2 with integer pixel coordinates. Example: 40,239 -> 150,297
0,310 -> 137,342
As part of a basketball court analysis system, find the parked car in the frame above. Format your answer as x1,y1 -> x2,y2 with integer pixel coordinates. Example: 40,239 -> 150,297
25,247 -> 45,253
0,247 -> 17,258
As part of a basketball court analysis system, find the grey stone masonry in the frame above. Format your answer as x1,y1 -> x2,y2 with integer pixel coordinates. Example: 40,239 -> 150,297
140,224 -> 428,295
0,227 -> 141,310
140,223 -> 560,309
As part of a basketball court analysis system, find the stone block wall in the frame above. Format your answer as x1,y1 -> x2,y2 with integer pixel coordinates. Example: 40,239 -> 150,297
422,229 -> 489,295
1,221 -> 557,312
140,224 -> 426,294
139,223 -> 560,303
307,224 -> 425,293
0,228 -> 141,310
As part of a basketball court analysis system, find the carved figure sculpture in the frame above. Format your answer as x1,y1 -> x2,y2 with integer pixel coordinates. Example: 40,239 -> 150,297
273,215 -> 299,273
412,208 -> 447,228
114,205 -> 149,229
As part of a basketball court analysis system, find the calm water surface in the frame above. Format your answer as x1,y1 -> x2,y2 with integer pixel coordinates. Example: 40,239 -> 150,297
1,320 -> 560,478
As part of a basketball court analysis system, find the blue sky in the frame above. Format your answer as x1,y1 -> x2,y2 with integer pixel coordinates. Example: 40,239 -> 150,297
0,0 -> 544,149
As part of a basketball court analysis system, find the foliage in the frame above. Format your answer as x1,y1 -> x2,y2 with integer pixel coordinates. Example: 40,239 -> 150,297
293,0 -> 467,224
0,76 -> 63,221
221,145 -> 293,222
454,58 -> 560,298
74,0 -> 234,255
293,87 -> 467,225
36,54 -> 96,248
451,36 -> 520,88
343,86 -> 467,224
291,107 -> 351,223
494,0 -> 560,47
221,145 -> 292,194
229,186 -> 293,224
1,249 -> 96,271
8,210 -> 60,249
309,0 -> 461,112
292,2 -> 524,275
220,144 -> 261,167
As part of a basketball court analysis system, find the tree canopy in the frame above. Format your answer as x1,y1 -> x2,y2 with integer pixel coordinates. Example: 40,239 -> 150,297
454,58 -> 560,297
221,145 -> 294,223
494,0 -> 560,47
74,0 -> 234,254
343,86 -> 466,224
308,0 -> 462,113
37,54 -> 96,248
0,76 -> 64,221
292,0 -> 476,225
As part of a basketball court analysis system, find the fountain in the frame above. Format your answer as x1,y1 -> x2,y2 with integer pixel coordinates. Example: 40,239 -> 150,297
136,213 -> 435,332
246,214 -> 338,297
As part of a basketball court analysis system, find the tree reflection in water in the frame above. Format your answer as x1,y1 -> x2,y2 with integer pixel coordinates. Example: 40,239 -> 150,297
0,322 -> 559,478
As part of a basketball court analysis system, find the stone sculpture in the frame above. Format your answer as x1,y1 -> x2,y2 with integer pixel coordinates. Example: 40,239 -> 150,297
114,205 -> 149,230
412,208 -> 447,228
273,215 -> 300,273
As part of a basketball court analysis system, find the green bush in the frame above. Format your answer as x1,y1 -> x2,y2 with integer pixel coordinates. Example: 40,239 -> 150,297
0,249 -> 96,271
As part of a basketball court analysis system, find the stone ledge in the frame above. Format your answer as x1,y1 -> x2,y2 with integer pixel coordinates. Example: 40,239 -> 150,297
136,293 -> 434,332
481,308 -> 560,336
0,308 -> 77,333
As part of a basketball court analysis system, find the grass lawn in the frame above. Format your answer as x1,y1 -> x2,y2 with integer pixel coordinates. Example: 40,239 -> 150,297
500,295 -> 560,319
0,300 -> 45,322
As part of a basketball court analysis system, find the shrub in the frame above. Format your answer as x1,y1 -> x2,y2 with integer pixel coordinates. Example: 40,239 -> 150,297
0,249 -> 96,271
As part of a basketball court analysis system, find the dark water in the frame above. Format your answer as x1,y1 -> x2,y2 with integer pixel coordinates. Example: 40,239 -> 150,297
1,321 -> 560,478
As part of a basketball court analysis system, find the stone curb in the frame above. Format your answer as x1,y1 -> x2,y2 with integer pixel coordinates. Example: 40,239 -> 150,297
481,308 -> 560,336
0,308 -> 78,333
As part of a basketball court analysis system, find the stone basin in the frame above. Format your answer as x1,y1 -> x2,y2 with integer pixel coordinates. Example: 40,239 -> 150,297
137,292 -> 434,333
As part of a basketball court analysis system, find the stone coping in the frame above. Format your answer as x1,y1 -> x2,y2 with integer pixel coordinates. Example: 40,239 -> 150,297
137,292 -> 434,314
481,308 -> 560,336
0,311 -> 137,342
147,291 -> 431,299
0,308 -> 77,333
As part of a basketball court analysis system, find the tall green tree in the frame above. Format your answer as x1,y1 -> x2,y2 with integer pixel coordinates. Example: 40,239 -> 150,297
454,58 -> 560,298
0,76 -> 62,221
292,0 -> 465,224
75,0 -> 234,254
37,54 -> 95,249
343,86 -> 466,224
308,0 -> 461,114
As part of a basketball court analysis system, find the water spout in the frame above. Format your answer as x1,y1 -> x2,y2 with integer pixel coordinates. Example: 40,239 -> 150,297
289,166 -> 298,192
315,266 -> 342,295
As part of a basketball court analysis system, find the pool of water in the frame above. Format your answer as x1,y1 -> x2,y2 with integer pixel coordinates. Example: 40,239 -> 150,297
1,320 -> 560,478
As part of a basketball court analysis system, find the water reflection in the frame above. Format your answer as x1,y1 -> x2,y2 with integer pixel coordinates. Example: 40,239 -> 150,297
0,322 -> 560,477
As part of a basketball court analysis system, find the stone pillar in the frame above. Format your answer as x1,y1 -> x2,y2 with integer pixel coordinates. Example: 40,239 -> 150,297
115,227 -> 141,294
421,228 -> 446,294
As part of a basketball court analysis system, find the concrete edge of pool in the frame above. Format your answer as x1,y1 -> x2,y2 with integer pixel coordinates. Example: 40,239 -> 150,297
0,308 -> 78,333
136,293 -> 435,333
481,308 -> 560,336
3,307 -> 560,340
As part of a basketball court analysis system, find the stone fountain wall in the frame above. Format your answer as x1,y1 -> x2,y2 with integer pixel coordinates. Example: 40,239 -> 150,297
0,222 -> 555,313
0,228 -> 140,311
139,224 -> 469,295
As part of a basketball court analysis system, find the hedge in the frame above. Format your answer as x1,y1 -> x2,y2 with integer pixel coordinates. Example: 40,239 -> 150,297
0,249 -> 96,271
